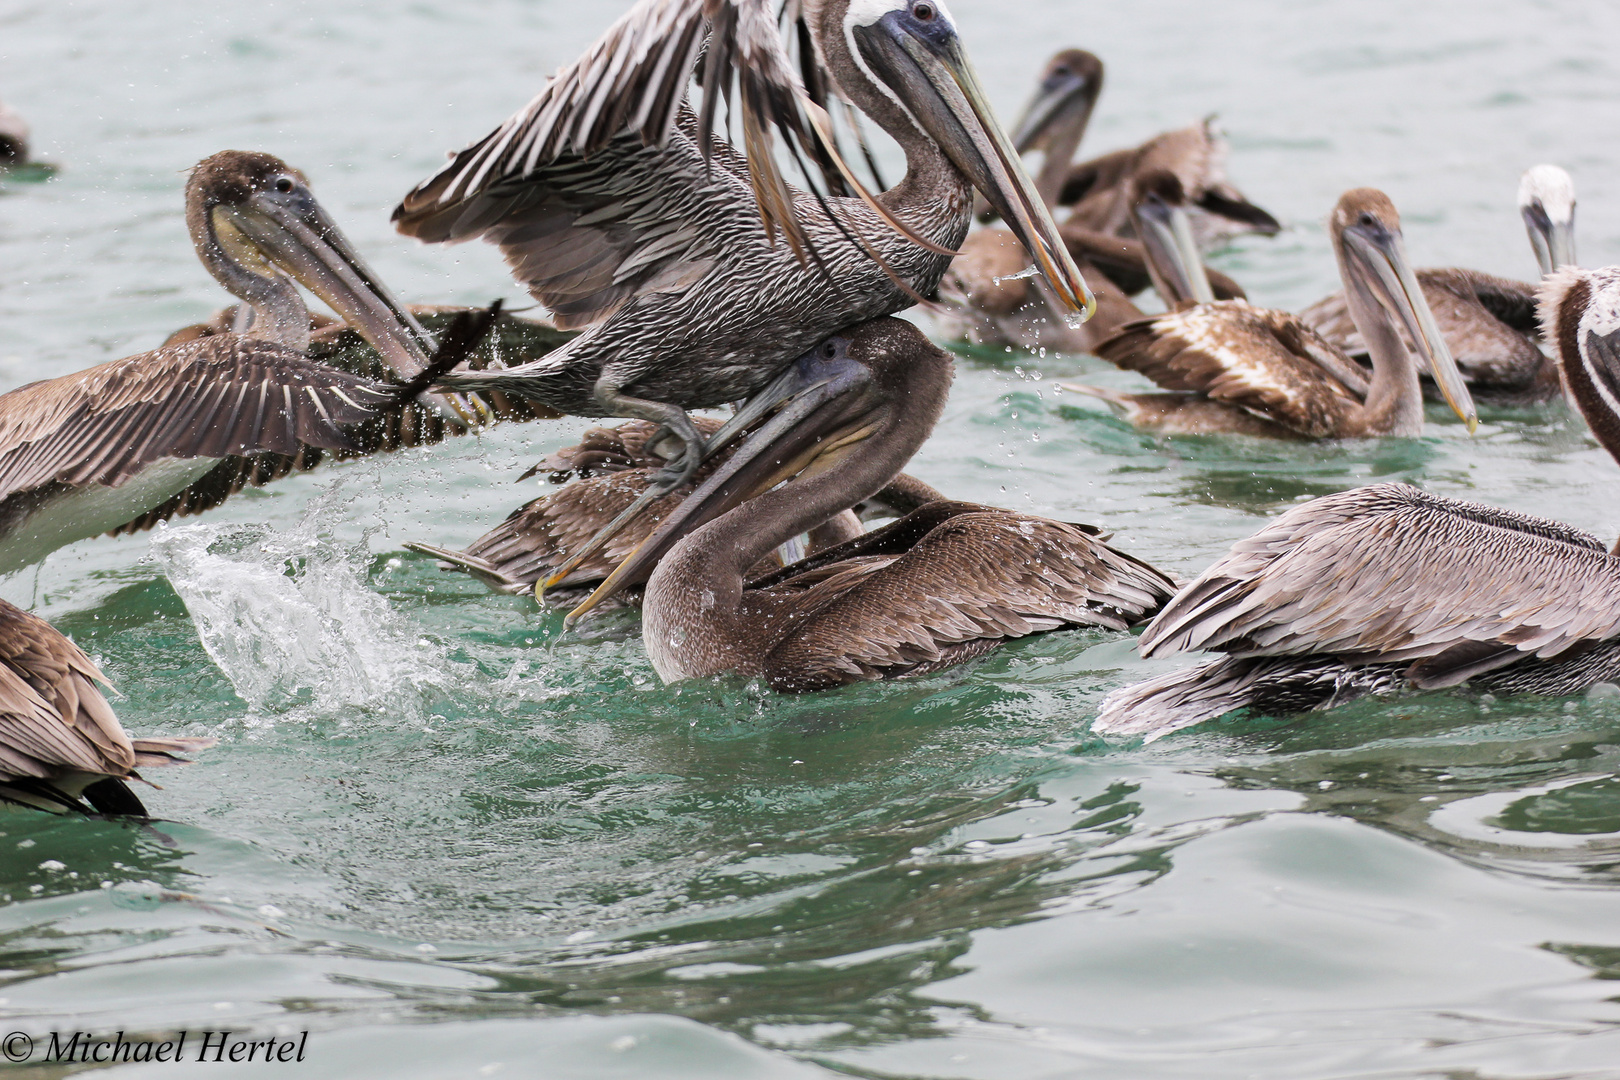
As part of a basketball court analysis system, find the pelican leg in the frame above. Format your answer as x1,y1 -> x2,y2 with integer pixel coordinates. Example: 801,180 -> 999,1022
535,383 -> 709,602
593,381 -> 707,495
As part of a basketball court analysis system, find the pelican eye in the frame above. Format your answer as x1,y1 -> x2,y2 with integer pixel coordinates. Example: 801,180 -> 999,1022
274,176 -> 295,194
1358,211 -> 1377,227
912,2 -> 936,21
819,341 -> 839,360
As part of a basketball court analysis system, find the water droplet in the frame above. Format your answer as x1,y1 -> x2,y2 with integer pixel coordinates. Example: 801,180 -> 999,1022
991,264 -> 1039,285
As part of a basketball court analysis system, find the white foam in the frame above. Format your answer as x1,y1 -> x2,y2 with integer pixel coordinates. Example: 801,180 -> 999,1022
150,486 -> 446,716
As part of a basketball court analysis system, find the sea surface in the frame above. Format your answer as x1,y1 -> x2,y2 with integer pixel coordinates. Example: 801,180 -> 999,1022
4,1 -> 1620,1076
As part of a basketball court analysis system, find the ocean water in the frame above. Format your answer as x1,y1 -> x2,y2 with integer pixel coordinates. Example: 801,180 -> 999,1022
4,0 -> 1620,1076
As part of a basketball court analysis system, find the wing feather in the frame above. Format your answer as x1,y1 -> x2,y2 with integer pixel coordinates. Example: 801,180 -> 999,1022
396,0 -> 819,296
1140,483 -> 1620,686
0,337 -> 386,507
762,508 -> 1177,691
1095,301 -> 1363,437
0,599 -> 131,783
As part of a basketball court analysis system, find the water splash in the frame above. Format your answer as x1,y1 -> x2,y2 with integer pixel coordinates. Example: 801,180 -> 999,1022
150,488 -> 446,716
991,264 -> 1039,286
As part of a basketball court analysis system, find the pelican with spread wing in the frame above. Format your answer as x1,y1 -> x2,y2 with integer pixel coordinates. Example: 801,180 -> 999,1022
394,0 -> 1092,488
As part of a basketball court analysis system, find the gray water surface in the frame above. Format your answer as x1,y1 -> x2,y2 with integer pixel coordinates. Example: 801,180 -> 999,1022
4,1 -> 1620,1077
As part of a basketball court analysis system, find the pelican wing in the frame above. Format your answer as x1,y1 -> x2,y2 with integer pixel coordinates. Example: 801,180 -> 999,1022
1140,483 -> 1620,687
1060,120 -> 1278,240
762,508 -> 1177,692
1430,268 -> 1540,335
0,338 -> 392,506
0,600 -> 129,785
396,0 -> 820,303
1095,301 -> 1366,436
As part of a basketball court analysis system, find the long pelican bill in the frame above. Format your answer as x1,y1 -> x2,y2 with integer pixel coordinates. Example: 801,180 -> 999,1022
1519,164 -> 1577,278
1135,188 -> 1216,306
217,186 -> 486,423
563,345 -> 881,626
853,8 -> 1095,320
1522,202 -> 1576,279
1342,220 -> 1478,432
536,356 -> 858,600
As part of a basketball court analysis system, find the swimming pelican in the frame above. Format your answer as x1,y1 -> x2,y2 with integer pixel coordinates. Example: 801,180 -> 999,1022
564,318 -> 1175,691
1093,265 -> 1620,741
1065,188 -> 1477,438
393,0 -> 1092,494
0,151 -> 486,576
1057,117 -> 1281,250
0,598 -> 212,815
404,416 -> 941,601
1299,166 -> 1576,405
1011,49 -> 1105,210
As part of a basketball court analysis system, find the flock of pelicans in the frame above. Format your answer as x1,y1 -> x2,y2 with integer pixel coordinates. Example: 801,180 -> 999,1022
0,0 -> 1617,821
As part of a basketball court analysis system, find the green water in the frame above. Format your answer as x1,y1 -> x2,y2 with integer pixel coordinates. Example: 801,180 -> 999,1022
4,1 -> 1620,1076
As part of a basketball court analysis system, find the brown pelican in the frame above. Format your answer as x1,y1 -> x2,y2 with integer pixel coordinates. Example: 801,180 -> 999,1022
1064,188 -> 1478,438
1058,117 -> 1281,250
0,598 -> 212,815
1011,49 -> 1105,211
1298,166 -> 1576,405
393,0 -> 1093,495
1093,265 -> 1620,741
964,50 -> 1280,248
0,151 -> 487,576
403,417 -> 940,601
564,318 -> 1175,690
940,52 -> 1250,353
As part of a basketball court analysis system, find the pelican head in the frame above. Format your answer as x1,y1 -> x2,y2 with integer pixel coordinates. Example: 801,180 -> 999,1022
186,150 -> 434,378
1331,188 -> 1476,431
568,317 -> 951,623
1518,164 -> 1577,278
817,0 -> 1094,319
1011,49 -> 1104,154
1130,169 -> 1216,307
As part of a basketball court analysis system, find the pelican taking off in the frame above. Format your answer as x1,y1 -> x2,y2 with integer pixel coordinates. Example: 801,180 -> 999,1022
566,319 -> 1175,691
0,151 -> 484,576
393,0 -> 1092,489
1093,265 -> 1620,742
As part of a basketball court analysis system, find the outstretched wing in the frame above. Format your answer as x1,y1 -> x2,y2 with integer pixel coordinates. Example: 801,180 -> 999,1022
0,337 -> 392,506
104,309 -> 508,537
1096,301 -> 1366,436
763,507 -> 1177,691
1140,482 -> 1620,687
395,0 -> 823,325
